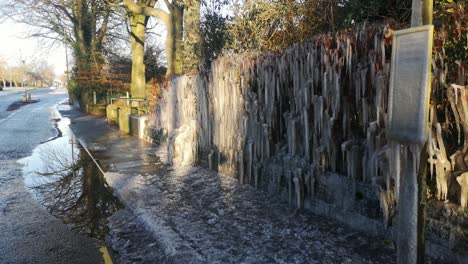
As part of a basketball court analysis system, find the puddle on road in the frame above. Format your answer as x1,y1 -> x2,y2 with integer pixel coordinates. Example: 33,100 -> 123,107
19,117 -> 123,241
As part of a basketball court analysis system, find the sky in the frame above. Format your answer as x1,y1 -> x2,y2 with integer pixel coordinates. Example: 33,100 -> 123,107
0,2 -> 228,79
0,19 -> 67,77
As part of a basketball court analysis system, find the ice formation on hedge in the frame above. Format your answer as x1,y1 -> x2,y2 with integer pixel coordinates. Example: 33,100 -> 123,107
155,24 -> 468,225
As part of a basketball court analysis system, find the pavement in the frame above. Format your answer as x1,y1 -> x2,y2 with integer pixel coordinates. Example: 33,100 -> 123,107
58,102 -> 397,264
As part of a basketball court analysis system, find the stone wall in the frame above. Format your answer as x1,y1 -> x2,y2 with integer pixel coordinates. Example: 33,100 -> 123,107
153,24 -> 467,261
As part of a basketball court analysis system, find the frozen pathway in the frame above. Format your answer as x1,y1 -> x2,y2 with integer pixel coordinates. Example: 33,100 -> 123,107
58,103 -> 396,263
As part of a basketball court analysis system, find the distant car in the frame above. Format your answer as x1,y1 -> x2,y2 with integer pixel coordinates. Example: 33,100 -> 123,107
49,85 -> 57,90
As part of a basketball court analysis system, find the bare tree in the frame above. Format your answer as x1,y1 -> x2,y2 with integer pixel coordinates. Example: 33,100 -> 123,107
0,56 -> 7,88
28,60 -> 55,87
0,0 -> 123,98
105,0 -> 183,98
107,0 -> 203,98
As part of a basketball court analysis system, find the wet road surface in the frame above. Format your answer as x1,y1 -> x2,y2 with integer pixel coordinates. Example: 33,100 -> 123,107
0,89 -> 103,264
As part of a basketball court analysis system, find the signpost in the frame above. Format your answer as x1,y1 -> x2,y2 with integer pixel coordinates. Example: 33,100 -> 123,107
387,25 -> 434,264
388,25 -> 434,144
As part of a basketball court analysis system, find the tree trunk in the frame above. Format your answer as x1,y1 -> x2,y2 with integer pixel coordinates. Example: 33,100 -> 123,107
182,0 -> 201,74
124,0 -> 183,78
130,13 -> 147,99
173,4 -> 184,76
163,3 -> 183,77
165,13 -> 176,76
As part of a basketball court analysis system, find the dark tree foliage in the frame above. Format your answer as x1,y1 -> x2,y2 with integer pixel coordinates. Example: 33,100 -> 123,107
201,13 -> 229,68
433,0 -> 467,75
200,0 -> 230,68
335,0 -> 413,26
144,45 -> 167,80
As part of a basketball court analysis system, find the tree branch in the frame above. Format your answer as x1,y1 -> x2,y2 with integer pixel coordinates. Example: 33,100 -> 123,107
123,0 -> 171,26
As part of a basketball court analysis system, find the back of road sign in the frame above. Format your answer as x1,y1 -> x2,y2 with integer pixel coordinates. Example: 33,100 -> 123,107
387,25 -> 434,144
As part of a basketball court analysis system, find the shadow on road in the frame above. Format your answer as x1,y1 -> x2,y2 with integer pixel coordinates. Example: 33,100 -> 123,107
7,100 -> 39,111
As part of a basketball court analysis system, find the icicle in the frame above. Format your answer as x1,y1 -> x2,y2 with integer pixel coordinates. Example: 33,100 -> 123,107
355,69 -> 362,107
410,144 -> 422,173
313,96 -> 324,136
375,74 -> 383,118
392,142 -> 401,203
293,169 -> 303,209
456,85 -> 468,152
360,67 -> 368,99
381,36 -> 385,68
434,123 -> 451,201
362,98 -> 368,133
287,170 -> 293,206
366,121 -> 379,155
375,131 -> 384,151
341,140 -> 359,178
343,104 -> 349,139
263,124 -> 270,160
330,139 -> 338,172
428,130 -> 437,178
322,71 -> 328,101
457,172 -> 468,208
247,141 -> 254,184
238,151 -> 244,184
436,123 -> 449,161
378,186 -> 393,227
335,72 -> 341,117
347,148 -> 353,179
290,117 -> 296,155
306,163 -> 316,198
346,37 -> 352,76
254,164 -> 260,188
362,153 -> 368,184
303,108 -> 310,161
369,145 -> 391,183
351,145 -> 361,180
435,160 -> 451,201
447,85 -> 462,144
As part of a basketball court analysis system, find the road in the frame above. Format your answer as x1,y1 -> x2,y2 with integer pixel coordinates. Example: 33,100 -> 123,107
0,88 -> 103,264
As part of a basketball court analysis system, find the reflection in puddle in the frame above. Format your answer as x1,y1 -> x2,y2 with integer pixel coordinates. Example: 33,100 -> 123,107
20,118 -> 123,241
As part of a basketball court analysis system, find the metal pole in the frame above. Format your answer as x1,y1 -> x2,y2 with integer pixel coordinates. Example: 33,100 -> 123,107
417,2 -> 433,263
398,145 -> 419,264
411,0 -> 423,27
397,2 -> 433,264
65,42 -> 70,90
422,0 -> 433,26
417,143 -> 428,264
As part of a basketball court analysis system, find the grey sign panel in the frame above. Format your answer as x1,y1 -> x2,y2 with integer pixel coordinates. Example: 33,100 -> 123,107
387,25 -> 434,144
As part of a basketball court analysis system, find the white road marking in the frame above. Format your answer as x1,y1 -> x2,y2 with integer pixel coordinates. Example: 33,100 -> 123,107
0,102 -> 34,124
0,110 -> 20,124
